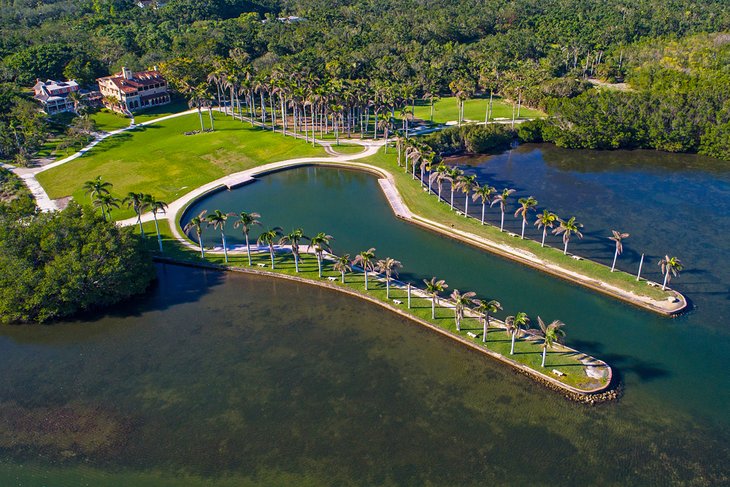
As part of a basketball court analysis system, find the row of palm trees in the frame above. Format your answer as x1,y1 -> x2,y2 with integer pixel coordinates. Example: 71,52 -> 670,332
395,139 -> 684,289
183,208 -> 570,368
166,55 -> 524,145
82,176 -> 168,251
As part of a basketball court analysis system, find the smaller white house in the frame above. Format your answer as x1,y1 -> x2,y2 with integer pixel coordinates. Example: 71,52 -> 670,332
137,0 -> 166,7
32,79 -> 80,115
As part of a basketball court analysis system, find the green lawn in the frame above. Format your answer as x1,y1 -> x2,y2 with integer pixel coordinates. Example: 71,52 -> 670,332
360,147 -> 671,301
330,144 -> 367,155
139,220 -> 610,392
406,96 -> 545,124
35,137 -> 77,162
89,110 -> 131,132
36,113 -> 326,219
90,98 -> 190,132
133,98 -> 190,124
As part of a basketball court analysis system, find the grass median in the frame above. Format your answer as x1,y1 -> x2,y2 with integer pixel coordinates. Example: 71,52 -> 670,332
360,147 -> 672,302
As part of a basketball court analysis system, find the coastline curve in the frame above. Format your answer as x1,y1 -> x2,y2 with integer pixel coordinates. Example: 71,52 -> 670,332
153,256 -> 617,402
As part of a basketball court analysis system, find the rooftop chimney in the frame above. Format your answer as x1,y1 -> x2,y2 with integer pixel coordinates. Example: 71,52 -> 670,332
122,67 -> 133,80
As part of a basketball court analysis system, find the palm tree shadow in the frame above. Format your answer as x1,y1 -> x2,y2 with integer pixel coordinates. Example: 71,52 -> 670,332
569,339 -> 671,383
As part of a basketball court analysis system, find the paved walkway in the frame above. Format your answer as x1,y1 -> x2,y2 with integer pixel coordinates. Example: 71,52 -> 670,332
116,143 -> 388,235
7,109 -> 199,211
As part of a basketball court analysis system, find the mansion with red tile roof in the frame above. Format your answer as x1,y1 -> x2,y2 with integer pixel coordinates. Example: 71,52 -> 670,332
97,67 -> 170,114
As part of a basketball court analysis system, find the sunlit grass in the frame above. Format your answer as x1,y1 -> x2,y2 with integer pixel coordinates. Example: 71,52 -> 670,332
138,220 -> 609,392
360,147 -> 671,301
401,96 -> 545,124
36,113 -> 327,219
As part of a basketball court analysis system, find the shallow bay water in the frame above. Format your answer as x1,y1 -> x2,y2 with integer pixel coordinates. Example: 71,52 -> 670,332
0,266 -> 727,485
1,144 -> 728,484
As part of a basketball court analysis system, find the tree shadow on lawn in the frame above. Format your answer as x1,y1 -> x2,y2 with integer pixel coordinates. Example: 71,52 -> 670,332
78,132 -> 135,157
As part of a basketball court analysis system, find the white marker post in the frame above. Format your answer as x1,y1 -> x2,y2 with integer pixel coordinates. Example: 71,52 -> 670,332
636,253 -> 645,281
407,283 -> 411,308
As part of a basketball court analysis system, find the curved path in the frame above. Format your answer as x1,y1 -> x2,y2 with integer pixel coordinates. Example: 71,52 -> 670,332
122,146 -> 686,316
18,107 -> 684,315
117,140 -> 388,230
9,109 -> 199,212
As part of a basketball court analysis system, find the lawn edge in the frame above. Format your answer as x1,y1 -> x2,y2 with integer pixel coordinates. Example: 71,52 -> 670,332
152,256 -> 619,403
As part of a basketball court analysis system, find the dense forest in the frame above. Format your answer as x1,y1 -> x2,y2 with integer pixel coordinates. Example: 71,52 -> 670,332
0,0 -> 729,159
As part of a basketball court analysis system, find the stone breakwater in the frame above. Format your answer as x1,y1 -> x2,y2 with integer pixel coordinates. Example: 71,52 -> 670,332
153,257 -> 619,403
511,366 -> 622,404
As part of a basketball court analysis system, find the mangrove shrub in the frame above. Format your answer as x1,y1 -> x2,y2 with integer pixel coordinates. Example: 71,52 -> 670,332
0,201 -> 155,324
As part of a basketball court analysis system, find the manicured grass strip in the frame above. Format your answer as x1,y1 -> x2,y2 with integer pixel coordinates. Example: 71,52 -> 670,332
36,113 -> 327,220
139,221 -> 609,392
90,99 -> 191,132
360,148 -> 672,301
401,96 -> 545,124
329,144 -> 367,155
89,109 -> 132,132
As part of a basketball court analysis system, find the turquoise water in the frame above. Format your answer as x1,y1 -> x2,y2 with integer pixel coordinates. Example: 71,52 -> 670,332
0,145 -> 728,484
183,155 -> 730,421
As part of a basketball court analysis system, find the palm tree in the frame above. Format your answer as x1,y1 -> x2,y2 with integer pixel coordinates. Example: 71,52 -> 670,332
257,227 -> 283,269
233,211 -> 261,266
658,255 -> 683,290
474,299 -> 502,344
279,228 -> 309,272
457,174 -> 477,217
534,210 -> 559,247
308,232 -> 333,277
448,167 -> 463,210
553,216 -> 584,255
490,188 -> 516,232
428,164 -> 449,200
419,153 -> 434,188
93,193 -> 119,222
187,83 -> 210,132
536,317 -> 566,368
123,192 -> 147,237
207,210 -> 233,263
472,184 -> 496,225
423,277 -> 448,319
376,257 -> 402,298
505,312 -> 530,355
333,254 -> 352,283
405,142 -> 421,177
68,91 -> 85,114
184,210 -> 207,258
514,196 -> 538,239
609,230 -> 630,272
450,290 -> 476,331
353,248 -> 377,290
83,176 -> 112,199
142,194 -> 168,252
395,134 -> 404,165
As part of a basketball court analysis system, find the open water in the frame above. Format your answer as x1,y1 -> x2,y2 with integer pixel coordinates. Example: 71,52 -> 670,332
0,144 -> 728,484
